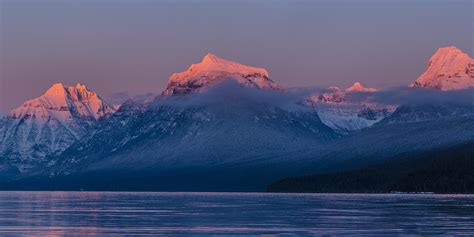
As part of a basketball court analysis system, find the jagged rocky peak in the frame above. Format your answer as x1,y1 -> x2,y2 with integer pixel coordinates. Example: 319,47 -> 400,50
1,83 -> 116,171
411,46 -> 474,90
346,82 -> 377,93
8,82 -> 115,121
162,53 -> 282,95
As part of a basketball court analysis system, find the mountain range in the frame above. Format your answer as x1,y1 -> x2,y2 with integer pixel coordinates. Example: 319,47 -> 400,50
0,46 -> 473,191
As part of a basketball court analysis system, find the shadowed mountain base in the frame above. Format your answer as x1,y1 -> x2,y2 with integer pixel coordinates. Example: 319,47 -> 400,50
267,142 -> 474,193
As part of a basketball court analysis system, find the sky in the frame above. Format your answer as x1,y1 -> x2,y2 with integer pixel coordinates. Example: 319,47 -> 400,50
0,0 -> 472,112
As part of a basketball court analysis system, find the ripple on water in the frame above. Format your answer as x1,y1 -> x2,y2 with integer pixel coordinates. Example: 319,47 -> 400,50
0,192 -> 473,235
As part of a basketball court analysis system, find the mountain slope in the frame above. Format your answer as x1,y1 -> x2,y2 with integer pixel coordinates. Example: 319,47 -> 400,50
293,102 -> 474,176
411,46 -> 474,90
18,78 -> 334,191
8,99 -> 473,191
0,83 -> 115,172
52,84 -> 336,173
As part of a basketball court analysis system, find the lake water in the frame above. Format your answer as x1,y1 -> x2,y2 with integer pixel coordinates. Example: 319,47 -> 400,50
0,192 -> 473,236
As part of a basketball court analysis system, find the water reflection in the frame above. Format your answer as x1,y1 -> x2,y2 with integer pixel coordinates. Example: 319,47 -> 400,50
0,192 -> 473,235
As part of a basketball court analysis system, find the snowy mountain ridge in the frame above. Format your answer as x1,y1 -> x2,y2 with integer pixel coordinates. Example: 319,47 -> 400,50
8,83 -> 115,122
162,53 -> 282,95
0,83 -> 115,172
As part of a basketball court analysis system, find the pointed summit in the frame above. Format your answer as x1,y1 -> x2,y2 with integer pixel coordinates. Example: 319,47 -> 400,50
202,53 -> 220,64
162,53 -> 281,95
346,82 -> 377,93
2,83 -> 116,166
8,83 -> 115,121
45,83 -> 67,97
411,46 -> 474,90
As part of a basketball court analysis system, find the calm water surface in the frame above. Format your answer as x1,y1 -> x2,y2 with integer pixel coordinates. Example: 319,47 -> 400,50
0,192 -> 473,236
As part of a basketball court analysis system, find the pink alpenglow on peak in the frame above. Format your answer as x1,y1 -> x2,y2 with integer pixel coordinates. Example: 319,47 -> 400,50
162,53 -> 282,95
2,83 -> 116,166
8,83 -> 115,122
75,83 -> 88,90
345,82 -> 377,93
411,46 -> 474,90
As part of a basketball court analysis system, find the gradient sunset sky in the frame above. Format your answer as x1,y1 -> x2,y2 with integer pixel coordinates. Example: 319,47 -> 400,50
1,0 -> 472,112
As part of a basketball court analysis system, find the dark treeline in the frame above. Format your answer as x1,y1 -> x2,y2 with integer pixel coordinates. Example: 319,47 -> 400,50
268,142 -> 474,193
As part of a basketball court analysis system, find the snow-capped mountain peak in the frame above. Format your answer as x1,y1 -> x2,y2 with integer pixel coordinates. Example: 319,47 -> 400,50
411,46 -> 474,90
162,53 -> 282,95
346,82 -> 377,92
1,83 -> 116,172
8,83 -> 115,122
197,53 -> 269,77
